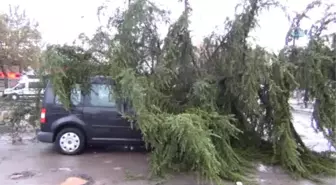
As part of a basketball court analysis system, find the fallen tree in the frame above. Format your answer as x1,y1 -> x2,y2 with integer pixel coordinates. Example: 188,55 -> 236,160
43,0 -> 336,183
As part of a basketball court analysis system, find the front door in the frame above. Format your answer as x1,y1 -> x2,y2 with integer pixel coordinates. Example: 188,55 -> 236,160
83,83 -> 142,144
12,82 -> 25,96
23,82 -> 35,97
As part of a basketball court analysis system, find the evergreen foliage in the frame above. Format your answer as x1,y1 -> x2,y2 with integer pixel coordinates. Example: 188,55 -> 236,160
43,0 -> 336,183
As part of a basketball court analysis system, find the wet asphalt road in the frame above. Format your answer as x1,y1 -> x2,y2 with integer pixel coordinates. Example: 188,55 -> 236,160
0,138 -> 335,185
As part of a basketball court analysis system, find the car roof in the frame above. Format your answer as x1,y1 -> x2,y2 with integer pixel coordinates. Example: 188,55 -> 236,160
46,76 -> 114,89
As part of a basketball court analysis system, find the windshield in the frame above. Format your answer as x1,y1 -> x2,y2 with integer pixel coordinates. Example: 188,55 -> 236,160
13,83 -> 25,90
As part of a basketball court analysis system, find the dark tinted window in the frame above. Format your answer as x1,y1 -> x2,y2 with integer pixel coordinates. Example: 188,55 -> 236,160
55,85 -> 82,106
89,84 -> 116,107
28,82 -> 43,88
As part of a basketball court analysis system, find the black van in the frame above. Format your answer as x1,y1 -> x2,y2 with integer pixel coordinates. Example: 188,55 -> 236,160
37,77 -> 143,155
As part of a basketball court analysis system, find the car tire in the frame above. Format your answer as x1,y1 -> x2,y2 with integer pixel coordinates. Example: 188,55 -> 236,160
54,127 -> 86,155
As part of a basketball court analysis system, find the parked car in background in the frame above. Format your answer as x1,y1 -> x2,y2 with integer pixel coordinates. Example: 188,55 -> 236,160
37,76 -> 143,155
3,77 -> 44,100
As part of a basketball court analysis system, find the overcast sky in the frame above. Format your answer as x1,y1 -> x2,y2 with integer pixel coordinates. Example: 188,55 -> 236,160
0,0 -> 334,52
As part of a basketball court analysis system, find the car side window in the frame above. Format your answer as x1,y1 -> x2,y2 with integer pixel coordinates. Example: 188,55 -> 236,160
55,85 -> 82,106
90,84 -> 116,107
28,82 -> 43,89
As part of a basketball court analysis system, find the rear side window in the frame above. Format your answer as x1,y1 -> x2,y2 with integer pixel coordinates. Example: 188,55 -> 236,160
55,85 -> 82,106
28,82 -> 43,88
89,84 -> 116,107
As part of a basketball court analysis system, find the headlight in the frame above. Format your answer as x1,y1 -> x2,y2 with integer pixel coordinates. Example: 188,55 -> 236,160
3,89 -> 12,94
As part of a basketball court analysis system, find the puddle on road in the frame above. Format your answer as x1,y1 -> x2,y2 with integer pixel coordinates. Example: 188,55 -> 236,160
9,170 -> 39,180
51,167 -> 73,172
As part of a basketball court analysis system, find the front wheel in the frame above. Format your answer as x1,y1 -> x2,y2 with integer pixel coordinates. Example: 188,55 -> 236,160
54,127 -> 86,155
10,94 -> 19,101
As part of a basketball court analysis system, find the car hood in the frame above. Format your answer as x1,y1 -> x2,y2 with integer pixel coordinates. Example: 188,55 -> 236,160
3,88 -> 14,94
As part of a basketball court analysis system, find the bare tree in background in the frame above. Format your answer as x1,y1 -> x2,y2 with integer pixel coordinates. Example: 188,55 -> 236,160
0,6 -> 41,74
0,6 -> 42,143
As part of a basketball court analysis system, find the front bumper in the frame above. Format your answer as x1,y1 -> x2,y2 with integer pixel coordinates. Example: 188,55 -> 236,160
37,131 -> 54,143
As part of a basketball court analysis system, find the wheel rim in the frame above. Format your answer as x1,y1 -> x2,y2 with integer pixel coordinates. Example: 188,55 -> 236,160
12,95 -> 17,100
59,132 -> 80,153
